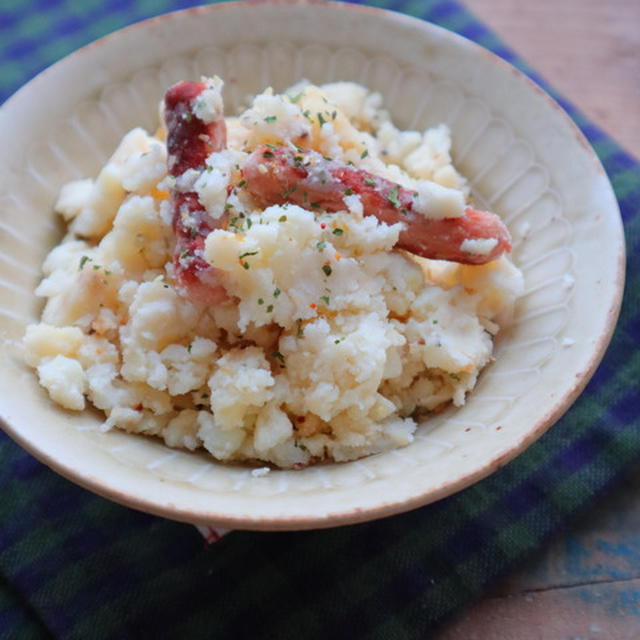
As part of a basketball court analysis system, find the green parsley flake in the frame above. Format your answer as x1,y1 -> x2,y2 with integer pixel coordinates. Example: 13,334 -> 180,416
344,188 -> 354,196
78,255 -> 91,270
258,298 -> 264,305
237,179 -> 247,188
290,92 -> 304,103
92,264 -> 100,271
332,228 -> 344,236
316,240 -> 326,250
273,288 -> 281,298
247,219 -> 253,229
272,351 -> 284,362
311,202 -> 320,209
266,304 -> 274,313
320,295 -> 330,306
239,250 -> 259,259
364,177 -> 376,186
264,115 -> 277,123
360,149 -> 369,159
262,150 -> 274,159
317,112 -> 326,127
322,264 -> 332,277
187,343 -> 193,353
242,262 -> 250,270
296,319 -> 304,338
387,185 -> 401,208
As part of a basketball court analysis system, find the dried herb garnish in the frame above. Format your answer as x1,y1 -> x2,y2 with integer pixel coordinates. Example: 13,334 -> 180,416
387,185 -> 401,208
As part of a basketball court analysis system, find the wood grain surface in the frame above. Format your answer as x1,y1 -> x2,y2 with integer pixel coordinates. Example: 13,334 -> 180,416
436,1 -> 640,637
462,0 -> 640,159
438,467 -> 640,639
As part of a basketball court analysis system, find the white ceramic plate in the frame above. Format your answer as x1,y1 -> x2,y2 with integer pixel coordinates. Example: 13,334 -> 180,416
0,1 -> 625,530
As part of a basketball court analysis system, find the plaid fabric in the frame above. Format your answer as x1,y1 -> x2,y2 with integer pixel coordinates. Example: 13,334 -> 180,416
1,1 -> 638,637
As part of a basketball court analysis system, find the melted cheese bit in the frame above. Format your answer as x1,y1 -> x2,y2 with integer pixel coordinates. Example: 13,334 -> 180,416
460,237 -> 498,255
412,179 -> 465,219
191,76 -> 224,124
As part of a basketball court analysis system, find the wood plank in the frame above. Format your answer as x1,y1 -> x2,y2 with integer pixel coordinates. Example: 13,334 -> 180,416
436,466 -> 640,637
438,577 -> 640,640
462,0 -> 640,158
496,466 -> 640,594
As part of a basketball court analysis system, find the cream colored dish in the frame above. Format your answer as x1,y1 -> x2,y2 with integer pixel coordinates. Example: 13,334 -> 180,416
0,1 -> 624,529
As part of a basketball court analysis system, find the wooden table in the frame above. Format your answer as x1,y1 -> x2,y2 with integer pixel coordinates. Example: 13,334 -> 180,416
438,467 -> 640,638
438,1 -> 640,637
462,0 -> 640,159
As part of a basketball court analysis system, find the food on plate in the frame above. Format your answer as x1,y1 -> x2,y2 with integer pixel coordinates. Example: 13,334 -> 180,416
164,79 -> 229,306
242,144 -> 511,264
23,76 -> 523,468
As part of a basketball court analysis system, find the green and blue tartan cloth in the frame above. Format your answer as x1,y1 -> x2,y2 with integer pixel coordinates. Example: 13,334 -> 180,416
1,1 -> 638,638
